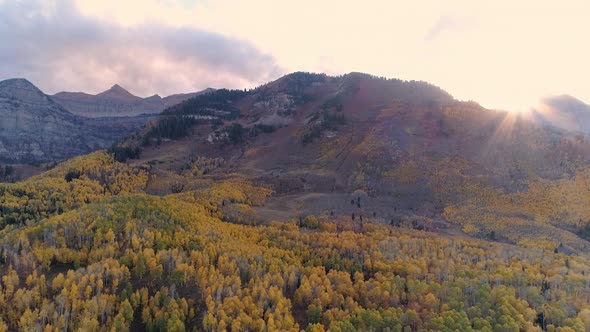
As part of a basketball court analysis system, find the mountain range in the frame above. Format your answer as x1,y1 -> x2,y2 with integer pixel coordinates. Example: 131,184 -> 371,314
0,78 -> 213,167
0,78 -> 150,164
3,71 -> 590,252
51,84 -> 214,118
4,72 -> 590,170
2,72 -> 590,330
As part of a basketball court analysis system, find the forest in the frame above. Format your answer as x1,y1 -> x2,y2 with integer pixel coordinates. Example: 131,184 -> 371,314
0,152 -> 589,331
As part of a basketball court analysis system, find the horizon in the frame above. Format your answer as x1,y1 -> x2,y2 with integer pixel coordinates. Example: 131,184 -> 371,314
4,72 -> 590,114
1,0 -> 589,111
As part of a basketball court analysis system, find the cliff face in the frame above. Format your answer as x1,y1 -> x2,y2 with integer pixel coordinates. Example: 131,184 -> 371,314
0,78 -> 150,163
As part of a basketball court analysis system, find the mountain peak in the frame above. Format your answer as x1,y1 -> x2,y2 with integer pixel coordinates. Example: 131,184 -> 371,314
0,78 -> 48,101
542,94 -> 590,115
145,94 -> 162,100
535,94 -> 590,134
98,84 -> 137,99
0,78 -> 42,91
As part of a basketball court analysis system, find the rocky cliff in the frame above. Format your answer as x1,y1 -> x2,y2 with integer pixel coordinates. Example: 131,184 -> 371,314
0,78 -> 150,163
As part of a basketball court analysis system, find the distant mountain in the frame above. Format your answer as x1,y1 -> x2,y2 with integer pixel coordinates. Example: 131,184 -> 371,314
0,78 -> 151,163
97,83 -> 137,99
532,94 -> 590,134
51,84 -> 214,118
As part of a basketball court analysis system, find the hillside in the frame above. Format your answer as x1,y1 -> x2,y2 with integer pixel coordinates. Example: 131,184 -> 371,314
532,95 -> 590,134
2,73 -> 590,330
52,84 -> 214,118
0,78 -> 151,164
0,151 -> 589,331
118,72 -> 590,251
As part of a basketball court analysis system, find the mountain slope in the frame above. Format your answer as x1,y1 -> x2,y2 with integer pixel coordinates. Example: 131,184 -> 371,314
0,78 -> 150,163
120,72 -> 590,251
52,84 -> 214,117
2,74 -> 590,330
0,151 -> 589,331
532,94 -> 590,134
131,72 -> 587,187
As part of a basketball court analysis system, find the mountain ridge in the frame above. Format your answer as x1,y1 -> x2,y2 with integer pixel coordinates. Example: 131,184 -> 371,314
0,78 -> 56,105
0,78 -> 152,164
51,84 -> 215,117
524,94 -> 590,135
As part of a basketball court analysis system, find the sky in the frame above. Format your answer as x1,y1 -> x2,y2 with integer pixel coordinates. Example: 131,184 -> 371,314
0,0 -> 588,111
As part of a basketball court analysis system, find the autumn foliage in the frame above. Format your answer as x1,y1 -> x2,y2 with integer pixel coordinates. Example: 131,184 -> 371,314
0,152 -> 589,331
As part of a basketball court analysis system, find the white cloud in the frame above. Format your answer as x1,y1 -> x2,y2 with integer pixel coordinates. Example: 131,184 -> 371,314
0,0 -> 282,96
425,16 -> 469,41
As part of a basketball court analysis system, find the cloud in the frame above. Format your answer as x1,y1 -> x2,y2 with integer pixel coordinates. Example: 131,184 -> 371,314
424,16 -> 466,41
0,0 -> 283,96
